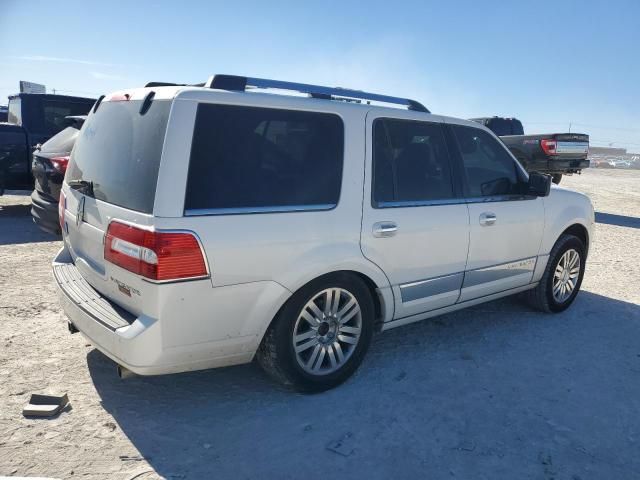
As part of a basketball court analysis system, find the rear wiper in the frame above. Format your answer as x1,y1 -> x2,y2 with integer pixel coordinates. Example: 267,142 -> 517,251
68,179 -> 94,197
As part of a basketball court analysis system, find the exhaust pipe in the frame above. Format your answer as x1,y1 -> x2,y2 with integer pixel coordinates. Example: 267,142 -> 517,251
117,365 -> 136,380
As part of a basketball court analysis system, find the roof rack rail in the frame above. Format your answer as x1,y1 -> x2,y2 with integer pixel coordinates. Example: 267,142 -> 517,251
144,81 -> 206,88
204,74 -> 429,113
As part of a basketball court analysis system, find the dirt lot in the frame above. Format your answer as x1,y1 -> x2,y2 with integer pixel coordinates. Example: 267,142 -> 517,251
1,169 -> 638,479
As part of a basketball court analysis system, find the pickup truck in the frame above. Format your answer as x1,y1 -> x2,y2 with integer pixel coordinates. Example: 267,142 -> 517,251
470,116 -> 589,184
0,93 -> 95,194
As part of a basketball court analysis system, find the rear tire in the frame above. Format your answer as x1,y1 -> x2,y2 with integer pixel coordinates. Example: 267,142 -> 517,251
257,273 -> 374,392
552,174 -> 563,184
525,234 -> 586,313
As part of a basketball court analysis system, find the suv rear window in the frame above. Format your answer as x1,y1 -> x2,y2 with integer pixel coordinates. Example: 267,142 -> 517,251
40,126 -> 80,154
185,104 -> 344,213
66,99 -> 171,213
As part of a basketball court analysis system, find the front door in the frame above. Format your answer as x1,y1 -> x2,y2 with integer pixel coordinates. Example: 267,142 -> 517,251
360,114 -> 470,321
445,122 -> 544,301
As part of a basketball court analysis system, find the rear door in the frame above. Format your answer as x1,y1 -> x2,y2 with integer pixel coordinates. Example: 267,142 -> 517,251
446,122 -> 544,301
62,94 -> 172,314
360,113 -> 470,320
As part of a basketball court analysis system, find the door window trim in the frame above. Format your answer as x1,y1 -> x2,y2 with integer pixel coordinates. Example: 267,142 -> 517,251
184,203 -> 336,216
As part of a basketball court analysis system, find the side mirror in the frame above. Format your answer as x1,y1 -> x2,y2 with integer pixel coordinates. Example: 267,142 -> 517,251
528,172 -> 551,197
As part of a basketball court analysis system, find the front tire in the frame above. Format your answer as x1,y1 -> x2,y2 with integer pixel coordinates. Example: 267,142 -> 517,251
552,173 -> 563,184
257,273 -> 374,392
526,234 -> 586,313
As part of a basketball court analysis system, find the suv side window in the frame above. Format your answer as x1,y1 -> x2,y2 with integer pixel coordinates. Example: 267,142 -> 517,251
373,118 -> 454,206
185,104 -> 344,212
451,125 -> 525,197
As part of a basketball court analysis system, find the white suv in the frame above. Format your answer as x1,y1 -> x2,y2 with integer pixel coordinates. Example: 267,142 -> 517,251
54,75 -> 594,391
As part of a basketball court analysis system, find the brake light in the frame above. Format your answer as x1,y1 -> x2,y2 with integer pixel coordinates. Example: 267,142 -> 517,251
107,93 -> 131,102
540,139 -> 557,155
50,156 -> 70,174
58,191 -> 66,231
104,221 -> 208,282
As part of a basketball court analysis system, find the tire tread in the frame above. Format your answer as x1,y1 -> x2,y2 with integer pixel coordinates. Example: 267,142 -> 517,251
526,233 -> 584,313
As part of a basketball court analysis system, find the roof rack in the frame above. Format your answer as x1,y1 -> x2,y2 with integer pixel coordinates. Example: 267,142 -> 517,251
144,81 -> 206,88
204,74 -> 429,113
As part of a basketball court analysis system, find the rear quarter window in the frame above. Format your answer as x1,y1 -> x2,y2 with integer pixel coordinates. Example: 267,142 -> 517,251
185,104 -> 344,213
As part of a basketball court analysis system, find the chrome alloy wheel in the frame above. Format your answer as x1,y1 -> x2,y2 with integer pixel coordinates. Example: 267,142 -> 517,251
552,248 -> 581,303
292,288 -> 362,375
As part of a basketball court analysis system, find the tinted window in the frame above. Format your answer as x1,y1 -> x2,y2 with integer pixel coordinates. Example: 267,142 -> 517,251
185,104 -> 344,212
485,118 -> 524,136
67,100 -> 171,213
42,100 -> 92,135
373,118 -> 453,205
451,125 -> 525,197
510,119 -> 524,135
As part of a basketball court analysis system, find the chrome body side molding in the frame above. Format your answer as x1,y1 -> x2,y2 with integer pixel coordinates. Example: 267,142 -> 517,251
399,272 -> 464,303
462,257 -> 537,288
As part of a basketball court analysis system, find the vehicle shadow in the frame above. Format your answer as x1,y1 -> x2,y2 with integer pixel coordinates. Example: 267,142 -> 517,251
88,290 -> 640,479
0,202 -> 59,245
595,211 -> 640,229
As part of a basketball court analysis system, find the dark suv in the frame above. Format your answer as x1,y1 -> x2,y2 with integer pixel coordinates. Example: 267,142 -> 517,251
31,116 -> 85,235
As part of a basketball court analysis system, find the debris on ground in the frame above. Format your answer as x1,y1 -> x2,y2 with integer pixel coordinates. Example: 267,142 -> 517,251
22,393 -> 69,418
326,432 -> 355,457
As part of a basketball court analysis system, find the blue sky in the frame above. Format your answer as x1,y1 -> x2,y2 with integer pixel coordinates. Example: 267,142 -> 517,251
1,0 -> 639,152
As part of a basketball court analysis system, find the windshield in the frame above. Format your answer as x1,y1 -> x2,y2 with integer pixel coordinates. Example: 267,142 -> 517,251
66,99 -> 171,213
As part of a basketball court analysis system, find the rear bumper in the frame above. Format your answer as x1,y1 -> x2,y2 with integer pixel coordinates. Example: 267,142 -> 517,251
528,159 -> 590,174
31,190 -> 61,236
53,249 -> 256,375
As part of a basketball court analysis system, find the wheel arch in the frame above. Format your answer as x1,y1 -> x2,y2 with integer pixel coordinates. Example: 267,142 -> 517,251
561,223 -> 590,255
253,268 -> 394,353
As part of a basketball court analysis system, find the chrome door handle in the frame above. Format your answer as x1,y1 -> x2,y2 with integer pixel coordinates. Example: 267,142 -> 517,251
479,212 -> 497,226
373,222 -> 398,237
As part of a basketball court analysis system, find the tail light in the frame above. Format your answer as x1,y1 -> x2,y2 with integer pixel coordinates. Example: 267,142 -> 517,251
58,191 -> 66,231
540,139 -> 557,155
104,221 -> 208,282
50,156 -> 70,174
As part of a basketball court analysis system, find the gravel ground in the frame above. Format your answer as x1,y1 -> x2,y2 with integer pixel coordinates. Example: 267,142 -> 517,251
0,169 -> 638,480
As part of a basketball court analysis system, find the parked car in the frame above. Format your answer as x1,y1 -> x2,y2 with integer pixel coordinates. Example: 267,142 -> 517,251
54,76 -> 594,392
31,116 -> 86,235
595,159 -> 615,168
470,116 -> 589,184
0,93 -> 94,194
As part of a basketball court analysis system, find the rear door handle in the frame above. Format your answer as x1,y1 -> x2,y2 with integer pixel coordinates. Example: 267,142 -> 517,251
373,222 -> 398,237
479,212 -> 497,226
